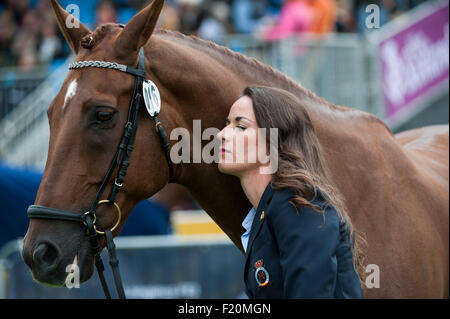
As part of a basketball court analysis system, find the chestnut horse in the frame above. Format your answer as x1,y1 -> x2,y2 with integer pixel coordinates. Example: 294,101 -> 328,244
22,0 -> 448,298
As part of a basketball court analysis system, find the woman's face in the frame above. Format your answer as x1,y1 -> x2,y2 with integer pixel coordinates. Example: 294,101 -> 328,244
217,96 -> 268,177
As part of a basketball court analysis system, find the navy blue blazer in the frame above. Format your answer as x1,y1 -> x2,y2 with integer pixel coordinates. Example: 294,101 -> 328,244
243,182 -> 363,299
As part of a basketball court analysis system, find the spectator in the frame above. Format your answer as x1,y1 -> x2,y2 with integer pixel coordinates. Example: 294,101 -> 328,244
261,0 -> 338,41
198,1 -> 230,44
262,0 -> 314,41
336,0 -> 356,32
5,0 -> 30,27
178,0 -> 202,35
11,28 -> 37,69
157,2 -> 180,31
266,0 -> 283,16
18,48 -> 37,72
95,0 -> 118,26
308,0 -> 338,34
232,0 -> 268,34
38,16 -> 62,63
0,9 -> 18,66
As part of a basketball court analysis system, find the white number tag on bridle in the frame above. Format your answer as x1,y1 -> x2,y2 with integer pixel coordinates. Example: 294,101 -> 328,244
143,80 -> 161,117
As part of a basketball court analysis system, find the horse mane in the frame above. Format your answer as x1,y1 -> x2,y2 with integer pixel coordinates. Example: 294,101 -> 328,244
153,29 -> 393,134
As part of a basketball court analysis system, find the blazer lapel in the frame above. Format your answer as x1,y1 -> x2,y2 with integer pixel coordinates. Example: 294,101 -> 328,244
244,182 -> 276,280
245,209 -> 265,259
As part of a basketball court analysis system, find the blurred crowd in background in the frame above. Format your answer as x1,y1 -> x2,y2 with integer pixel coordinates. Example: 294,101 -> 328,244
0,0 -> 430,71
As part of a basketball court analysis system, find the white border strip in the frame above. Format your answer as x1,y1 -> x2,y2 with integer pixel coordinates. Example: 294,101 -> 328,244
114,234 -> 233,250
0,235 -> 235,260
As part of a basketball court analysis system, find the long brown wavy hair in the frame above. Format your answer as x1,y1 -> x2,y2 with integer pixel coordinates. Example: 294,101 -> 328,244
242,86 -> 367,287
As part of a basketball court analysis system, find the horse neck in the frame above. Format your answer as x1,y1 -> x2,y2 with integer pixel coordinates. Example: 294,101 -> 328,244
145,34 -> 252,249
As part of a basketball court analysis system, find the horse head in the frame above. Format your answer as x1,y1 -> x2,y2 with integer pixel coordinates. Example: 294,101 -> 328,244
22,0 -> 171,287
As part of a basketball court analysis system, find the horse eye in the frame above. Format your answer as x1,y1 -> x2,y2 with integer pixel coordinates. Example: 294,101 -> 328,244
96,111 -> 114,122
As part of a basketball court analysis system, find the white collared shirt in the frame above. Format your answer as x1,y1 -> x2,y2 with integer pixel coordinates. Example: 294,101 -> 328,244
241,207 -> 256,253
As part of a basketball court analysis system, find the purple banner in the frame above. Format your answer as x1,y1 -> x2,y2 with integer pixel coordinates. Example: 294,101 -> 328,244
379,2 -> 449,120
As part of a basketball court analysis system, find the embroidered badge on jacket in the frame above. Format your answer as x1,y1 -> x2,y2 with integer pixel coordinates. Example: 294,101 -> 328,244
254,259 -> 269,287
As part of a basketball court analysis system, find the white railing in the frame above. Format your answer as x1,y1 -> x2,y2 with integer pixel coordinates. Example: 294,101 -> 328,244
0,70 -> 48,120
224,33 -> 384,119
0,57 -> 71,169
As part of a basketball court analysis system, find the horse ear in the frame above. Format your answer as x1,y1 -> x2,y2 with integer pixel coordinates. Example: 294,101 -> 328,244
115,0 -> 165,57
51,0 -> 91,54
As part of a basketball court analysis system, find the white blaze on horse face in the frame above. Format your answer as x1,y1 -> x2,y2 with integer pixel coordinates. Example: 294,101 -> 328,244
62,80 -> 78,111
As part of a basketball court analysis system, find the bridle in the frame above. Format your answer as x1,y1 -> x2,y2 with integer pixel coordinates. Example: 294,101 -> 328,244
27,41 -> 174,299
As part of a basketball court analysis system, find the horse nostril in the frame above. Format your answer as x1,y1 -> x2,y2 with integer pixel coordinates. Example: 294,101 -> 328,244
33,242 -> 60,272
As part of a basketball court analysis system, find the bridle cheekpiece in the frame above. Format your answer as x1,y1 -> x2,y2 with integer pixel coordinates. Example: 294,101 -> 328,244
27,44 -> 174,299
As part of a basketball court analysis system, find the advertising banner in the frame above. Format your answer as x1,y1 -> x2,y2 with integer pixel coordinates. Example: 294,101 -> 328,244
378,2 -> 449,122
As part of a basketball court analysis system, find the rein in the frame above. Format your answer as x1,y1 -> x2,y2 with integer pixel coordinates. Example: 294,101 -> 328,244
27,44 -> 174,299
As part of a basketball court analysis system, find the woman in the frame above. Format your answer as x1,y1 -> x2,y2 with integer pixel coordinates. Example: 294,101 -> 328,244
216,86 -> 365,298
